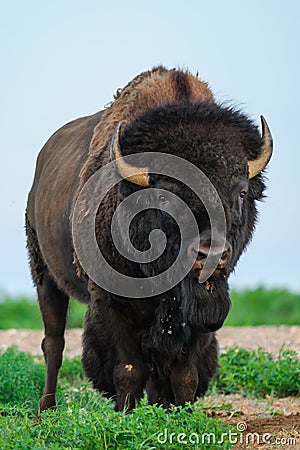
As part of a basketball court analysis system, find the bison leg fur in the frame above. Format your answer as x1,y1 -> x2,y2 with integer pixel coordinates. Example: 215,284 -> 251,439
83,283 -> 149,412
146,372 -> 175,408
37,270 -> 69,412
83,330 -> 147,412
170,363 -> 199,406
113,361 -> 147,412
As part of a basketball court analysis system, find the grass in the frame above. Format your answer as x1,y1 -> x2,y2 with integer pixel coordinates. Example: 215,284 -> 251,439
210,347 -> 300,397
0,287 -> 299,330
0,345 -> 299,449
224,287 -> 300,326
0,297 -> 86,329
0,347 -> 233,449
0,398 -> 233,449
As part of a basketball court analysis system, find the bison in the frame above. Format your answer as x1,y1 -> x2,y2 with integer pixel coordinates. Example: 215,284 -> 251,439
26,66 -> 272,412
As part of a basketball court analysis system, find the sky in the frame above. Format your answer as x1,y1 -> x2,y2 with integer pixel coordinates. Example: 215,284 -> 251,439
0,0 -> 299,296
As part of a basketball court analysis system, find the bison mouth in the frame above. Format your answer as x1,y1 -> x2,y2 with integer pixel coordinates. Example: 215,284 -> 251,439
193,266 -> 226,282
192,265 -> 227,284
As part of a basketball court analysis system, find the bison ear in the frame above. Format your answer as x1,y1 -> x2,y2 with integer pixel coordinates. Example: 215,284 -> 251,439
110,123 -> 149,187
248,116 -> 273,179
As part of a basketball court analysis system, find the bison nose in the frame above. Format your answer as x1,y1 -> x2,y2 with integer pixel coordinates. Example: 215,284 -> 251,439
188,231 -> 232,271
196,246 -> 231,264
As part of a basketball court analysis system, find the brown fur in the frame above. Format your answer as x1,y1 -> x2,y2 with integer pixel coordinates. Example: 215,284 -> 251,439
77,67 -> 214,192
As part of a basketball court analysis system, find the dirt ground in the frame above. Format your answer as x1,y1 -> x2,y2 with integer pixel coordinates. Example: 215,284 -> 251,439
1,325 -> 299,358
1,326 -> 299,449
204,394 -> 300,449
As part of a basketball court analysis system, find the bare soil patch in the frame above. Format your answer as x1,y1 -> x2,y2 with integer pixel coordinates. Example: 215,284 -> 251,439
222,413 -> 300,449
204,395 -> 300,448
1,325 -> 299,358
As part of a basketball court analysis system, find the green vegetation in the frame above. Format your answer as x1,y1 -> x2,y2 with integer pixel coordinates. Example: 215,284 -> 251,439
0,297 -> 86,329
0,346 -> 299,449
224,287 -> 300,326
211,347 -> 300,397
0,398 -> 233,449
0,346 -> 45,409
0,347 -> 233,449
0,287 -> 299,329
0,296 -> 43,329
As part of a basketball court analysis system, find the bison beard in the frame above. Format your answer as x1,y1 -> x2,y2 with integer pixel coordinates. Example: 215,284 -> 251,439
26,66 -> 272,413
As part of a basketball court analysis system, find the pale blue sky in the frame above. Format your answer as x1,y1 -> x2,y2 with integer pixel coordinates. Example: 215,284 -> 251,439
1,0 -> 299,295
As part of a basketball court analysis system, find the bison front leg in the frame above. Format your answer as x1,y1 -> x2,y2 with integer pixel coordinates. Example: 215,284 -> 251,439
85,281 -> 148,412
170,363 -> 199,406
146,372 -> 174,408
113,360 -> 147,412
37,269 -> 69,412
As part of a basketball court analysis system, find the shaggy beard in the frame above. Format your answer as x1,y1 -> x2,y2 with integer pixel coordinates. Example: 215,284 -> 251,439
140,271 -> 231,374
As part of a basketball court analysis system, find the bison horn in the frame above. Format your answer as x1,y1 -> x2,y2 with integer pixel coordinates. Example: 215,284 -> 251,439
248,116 -> 273,179
110,123 -> 149,187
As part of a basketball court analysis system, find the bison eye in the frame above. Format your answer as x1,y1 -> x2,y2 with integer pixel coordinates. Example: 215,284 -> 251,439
239,190 -> 247,200
159,194 -> 167,204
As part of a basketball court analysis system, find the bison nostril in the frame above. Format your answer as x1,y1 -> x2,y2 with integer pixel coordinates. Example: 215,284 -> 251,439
197,250 -> 209,260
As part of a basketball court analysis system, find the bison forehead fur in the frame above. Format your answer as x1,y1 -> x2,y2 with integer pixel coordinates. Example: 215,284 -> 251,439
26,66 -> 271,413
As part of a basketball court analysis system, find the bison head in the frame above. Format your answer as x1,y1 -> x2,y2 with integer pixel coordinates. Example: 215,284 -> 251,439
110,102 -> 272,280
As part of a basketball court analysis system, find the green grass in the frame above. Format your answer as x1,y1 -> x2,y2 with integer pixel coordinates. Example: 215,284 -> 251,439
0,296 -> 43,329
224,287 -> 300,326
0,297 -> 87,329
0,399 -> 233,449
0,287 -> 299,330
210,347 -> 300,397
0,347 -> 233,450
0,345 -> 299,449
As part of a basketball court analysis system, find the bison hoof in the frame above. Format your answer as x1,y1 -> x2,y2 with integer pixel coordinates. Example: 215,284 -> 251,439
38,393 -> 56,413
